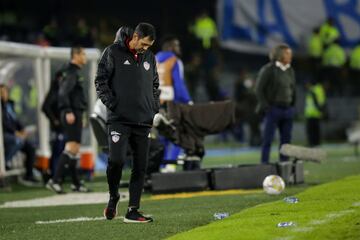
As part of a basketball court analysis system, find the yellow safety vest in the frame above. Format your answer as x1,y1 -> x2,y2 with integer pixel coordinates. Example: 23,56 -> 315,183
322,43 -> 346,67
350,45 -> 360,70
319,23 -> 340,45
193,17 -> 218,49
9,85 -> 22,114
308,34 -> 323,58
305,84 -> 326,118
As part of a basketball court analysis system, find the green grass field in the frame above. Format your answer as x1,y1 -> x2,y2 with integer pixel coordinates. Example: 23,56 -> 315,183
169,175 -> 360,240
0,144 -> 360,240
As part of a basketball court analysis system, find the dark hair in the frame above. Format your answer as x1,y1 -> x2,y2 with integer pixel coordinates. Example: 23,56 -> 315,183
161,35 -> 178,49
134,23 -> 156,41
269,43 -> 290,61
70,46 -> 83,59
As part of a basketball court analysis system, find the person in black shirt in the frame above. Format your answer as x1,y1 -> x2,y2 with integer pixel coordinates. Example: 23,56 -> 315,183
46,47 -> 90,194
95,23 -> 160,223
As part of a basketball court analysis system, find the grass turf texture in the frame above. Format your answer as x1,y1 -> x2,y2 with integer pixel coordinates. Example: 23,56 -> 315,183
0,144 -> 359,240
168,175 -> 360,240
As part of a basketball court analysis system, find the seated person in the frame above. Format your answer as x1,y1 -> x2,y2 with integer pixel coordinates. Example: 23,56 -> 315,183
1,84 -> 37,183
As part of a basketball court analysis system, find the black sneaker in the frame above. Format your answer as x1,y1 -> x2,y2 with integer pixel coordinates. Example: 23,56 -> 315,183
46,179 -> 65,194
103,194 -> 120,220
124,208 -> 153,223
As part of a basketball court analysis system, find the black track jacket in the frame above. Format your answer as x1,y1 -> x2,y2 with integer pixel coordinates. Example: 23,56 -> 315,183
94,27 -> 160,127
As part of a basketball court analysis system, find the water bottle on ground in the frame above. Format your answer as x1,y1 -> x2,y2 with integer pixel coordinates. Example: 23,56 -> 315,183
213,212 -> 229,220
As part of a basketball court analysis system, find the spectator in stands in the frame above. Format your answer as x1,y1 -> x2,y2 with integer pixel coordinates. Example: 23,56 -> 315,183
321,39 -> 346,96
349,41 -> 360,96
72,18 -> 94,47
43,18 -> 60,46
255,44 -> 296,164
319,18 -> 340,46
0,84 -> 38,183
308,27 -> 323,81
189,10 -> 224,101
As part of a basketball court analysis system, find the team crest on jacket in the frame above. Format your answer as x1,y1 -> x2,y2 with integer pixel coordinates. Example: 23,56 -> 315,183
111,131 -> 121,143
143,61 -> 150,71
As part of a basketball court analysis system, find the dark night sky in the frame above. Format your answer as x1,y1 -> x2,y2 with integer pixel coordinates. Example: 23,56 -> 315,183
0,0 -> 217,33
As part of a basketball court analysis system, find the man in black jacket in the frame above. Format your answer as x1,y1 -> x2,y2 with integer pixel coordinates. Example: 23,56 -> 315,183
255,44 -> 296,164
46,46 -> 90,193
95,23 -> 160,223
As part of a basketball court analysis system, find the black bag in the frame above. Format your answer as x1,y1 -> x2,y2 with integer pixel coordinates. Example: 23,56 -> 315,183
41,68 -> 66,129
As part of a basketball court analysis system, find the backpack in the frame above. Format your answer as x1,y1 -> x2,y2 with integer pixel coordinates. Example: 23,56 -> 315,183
41,68 -> 66,127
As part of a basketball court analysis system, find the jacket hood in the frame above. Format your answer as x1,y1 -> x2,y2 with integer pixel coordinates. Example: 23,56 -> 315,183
114,27 -> 134,46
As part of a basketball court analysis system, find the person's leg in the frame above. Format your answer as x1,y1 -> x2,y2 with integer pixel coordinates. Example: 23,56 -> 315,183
3,133 -> 23,167
128,127 -> 150,209
48,111 -> 82,193
104,123 -> 130,220
65,142 -> 81,187
306,118 -> 313,146
124,126 -> 153,223
261,107 -> 278,164
278,107 -> 294,161
313,118 -> 321,146
21,139 -> 36,179
49,132 -> 66,176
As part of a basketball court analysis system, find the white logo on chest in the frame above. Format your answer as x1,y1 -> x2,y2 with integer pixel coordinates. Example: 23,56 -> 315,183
143,61 -> 150,71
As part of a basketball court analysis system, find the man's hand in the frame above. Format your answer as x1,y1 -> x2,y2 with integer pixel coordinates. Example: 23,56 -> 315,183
66,112 -> 76,125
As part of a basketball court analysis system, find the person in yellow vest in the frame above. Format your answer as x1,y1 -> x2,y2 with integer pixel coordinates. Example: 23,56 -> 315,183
191,10 -> 218,50
321,39 -> 346,96
190,10 -> 224,101
308,27 -> 323,80
319,18 -> 340,46
349,41 -> 360,96
305,80 -> 327,147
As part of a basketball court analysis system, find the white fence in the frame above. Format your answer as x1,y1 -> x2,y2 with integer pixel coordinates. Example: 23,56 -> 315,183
0,41 -> 101,177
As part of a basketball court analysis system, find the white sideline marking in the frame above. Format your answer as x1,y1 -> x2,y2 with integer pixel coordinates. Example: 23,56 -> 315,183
277,206 -> 358,239
309,209 -> 355,226
341,156 -> 358,162
0,192 -> 129,208
292,227 -> 313,232
35,216 -> 124,225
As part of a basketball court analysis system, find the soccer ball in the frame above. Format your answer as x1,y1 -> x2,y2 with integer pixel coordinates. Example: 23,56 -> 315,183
262,175 -> 285,195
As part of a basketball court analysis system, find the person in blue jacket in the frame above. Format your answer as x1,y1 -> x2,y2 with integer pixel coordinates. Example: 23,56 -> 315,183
155,36 -> 193,168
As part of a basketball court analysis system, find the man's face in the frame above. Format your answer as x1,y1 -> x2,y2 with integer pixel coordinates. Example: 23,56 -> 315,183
74,49 -> 87,66
281,48 -> 292,65
0,86 -> 9,102
132,33 -> 154,54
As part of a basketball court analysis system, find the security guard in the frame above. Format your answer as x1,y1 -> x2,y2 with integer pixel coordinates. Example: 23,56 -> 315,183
308,27 -> 323,80
321,40 -> 346,96
319,18 -> 340,46
305,81 -> 326,146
